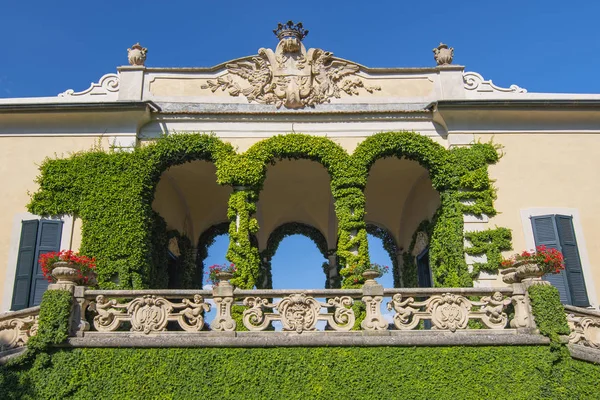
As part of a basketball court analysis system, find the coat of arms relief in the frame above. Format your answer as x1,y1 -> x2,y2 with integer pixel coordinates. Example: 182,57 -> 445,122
202,21 -> 380,109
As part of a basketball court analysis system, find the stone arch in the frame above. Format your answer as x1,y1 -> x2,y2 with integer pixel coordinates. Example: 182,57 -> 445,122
366,222 -> 401,287
195,222 -> 230,286
258,222 -> 329,289
353,131 -> 450,287
236,134 -> 357,288
143,134 -> 236,288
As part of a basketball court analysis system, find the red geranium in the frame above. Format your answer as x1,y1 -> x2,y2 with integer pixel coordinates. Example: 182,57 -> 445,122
501,245 -> 565,274
205,263 -> 236,286
39,250 -> 97,286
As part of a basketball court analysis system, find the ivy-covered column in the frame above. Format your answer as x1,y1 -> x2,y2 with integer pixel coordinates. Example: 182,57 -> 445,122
226,186 -> 260,289
429,191 -> 472,287
337,187 -> 370,288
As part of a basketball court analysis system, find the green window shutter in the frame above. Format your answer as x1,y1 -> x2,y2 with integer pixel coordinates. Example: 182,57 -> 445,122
531,215 -> 572,304
11,220 -> 39,311
555,215 -> 590,307
29,220 -> 63,307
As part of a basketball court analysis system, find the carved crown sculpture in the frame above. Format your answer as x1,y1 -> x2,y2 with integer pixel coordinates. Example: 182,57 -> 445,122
201,22 -> 380,109
433,42 -> 454,66
127,43 -> 147,66
273,20 -> 309,41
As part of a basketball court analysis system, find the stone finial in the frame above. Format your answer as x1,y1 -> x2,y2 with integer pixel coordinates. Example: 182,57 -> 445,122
433,42 -> 454,66
127,43 -> 147,66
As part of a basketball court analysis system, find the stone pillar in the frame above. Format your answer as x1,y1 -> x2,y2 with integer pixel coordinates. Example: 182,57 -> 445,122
327,253 -> 339,289
360,271 -> 388,331
210,273 -> 236,331
117,65 -> 145,101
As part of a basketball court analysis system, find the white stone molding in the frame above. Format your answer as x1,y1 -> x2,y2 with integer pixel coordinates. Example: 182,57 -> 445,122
520,208 -> 598,309
58,73 -> 120,98
463,71 -> 527,94
2,213 -> 75,313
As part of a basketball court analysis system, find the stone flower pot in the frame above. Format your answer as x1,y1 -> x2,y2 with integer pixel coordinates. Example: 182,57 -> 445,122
501,261 -> 545,284
362,269 -> 380,285
51,261 -> 79,286
216,271 -> 234,287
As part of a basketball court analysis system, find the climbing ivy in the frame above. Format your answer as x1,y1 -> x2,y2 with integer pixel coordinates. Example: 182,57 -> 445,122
464,227 -> 513,276
366,224 -> 400,287
28,131 -> 505,290
195,222 -> 230,287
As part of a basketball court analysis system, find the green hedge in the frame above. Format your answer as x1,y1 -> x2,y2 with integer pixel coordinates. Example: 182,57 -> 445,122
1,346 -> 598,399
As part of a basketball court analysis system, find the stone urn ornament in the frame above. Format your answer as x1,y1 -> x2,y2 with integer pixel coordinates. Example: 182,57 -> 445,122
362,269 -> 380,285
51,261 -> 79,288
127,43 -> 147,66
216,271 -> 234,284
433,43 -> 454,66
501,261 -> 547,285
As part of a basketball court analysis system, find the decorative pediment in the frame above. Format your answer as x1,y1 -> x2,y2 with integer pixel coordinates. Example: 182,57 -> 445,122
202,21 -> 380,109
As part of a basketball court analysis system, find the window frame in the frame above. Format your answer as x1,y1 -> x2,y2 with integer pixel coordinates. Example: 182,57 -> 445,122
520,208 -> 597,308
1,213 -> 75,312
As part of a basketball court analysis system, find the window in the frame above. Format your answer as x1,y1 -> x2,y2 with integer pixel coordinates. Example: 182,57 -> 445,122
531,214 -> 589,307
11,219 -> 63,310
416,248 -> 432,288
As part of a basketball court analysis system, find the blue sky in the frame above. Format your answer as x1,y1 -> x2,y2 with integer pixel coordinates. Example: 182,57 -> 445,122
2,1 -> 596,289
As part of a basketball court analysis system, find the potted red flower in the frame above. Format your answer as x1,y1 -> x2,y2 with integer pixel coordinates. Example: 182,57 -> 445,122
206,263 -> 237,286
500,245 -> 565,284
39,250 -> 97,286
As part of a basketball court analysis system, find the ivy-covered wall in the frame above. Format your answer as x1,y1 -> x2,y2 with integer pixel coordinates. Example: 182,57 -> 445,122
28,131 -> 508,290
2,346 -> 599,400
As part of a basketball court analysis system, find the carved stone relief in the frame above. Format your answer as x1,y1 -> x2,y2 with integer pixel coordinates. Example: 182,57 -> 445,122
243,293 -> 355,332
0,314 -> 38,351
202,21 -> 380,109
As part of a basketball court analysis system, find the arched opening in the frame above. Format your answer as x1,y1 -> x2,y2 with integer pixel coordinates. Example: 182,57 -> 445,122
364,158 -> 440,287
270,235 -> 328,289
255,159 -> 336,288
153,160 -> 231,287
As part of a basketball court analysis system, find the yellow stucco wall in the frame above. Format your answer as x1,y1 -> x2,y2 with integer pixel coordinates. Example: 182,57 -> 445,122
0,136 -> 107,310
477,133 -> 600,306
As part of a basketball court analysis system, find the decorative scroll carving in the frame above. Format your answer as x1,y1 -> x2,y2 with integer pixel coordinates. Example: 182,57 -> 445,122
567,313 -> 600,349
463,71 -> 527,94
202,21 -> 380,109
0,314 -> 38,351
58,73 -> 120,97
89,294 -> 210,334
242,293 -> 354,333
387,292 -> 511,331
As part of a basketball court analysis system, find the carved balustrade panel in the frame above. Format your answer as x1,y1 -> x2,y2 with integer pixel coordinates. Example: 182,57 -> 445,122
0,308 -> 39,351
386,291 -> 512,332
242,293 -> 355,333
88,294 -> 210,334
566,307 -> 600,349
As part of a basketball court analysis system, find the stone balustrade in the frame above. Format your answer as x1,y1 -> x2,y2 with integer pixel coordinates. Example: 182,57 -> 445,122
565,305 -> 600,349
0,306 -> 39,353
76,283 -> 522,336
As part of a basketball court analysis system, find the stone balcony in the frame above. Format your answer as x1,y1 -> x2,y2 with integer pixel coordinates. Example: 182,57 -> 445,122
1,273 -> 599,364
